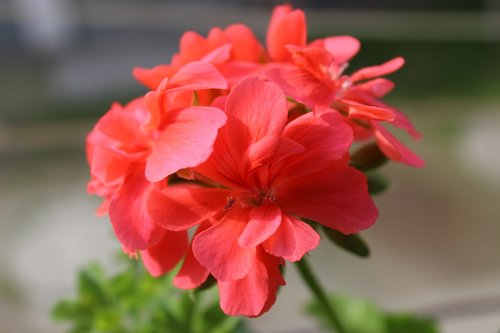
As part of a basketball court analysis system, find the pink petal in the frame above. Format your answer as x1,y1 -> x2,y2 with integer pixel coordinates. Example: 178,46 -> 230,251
145,106 -> 227,182
391,109 -> 423,140
141,230 -> 188,277
174,222 -> 212,289
279,111 -> 352,177
355,78 -> 395,98
266,4 -> 307,62
89,145 -> 129,185
238,202 -> 282,248
192,208 -> 256,281
224,24 -> 265,62
218,249 -> 283,317
373,122 -> 425,168
323,35 -> 361,64
132,65 -> 175,90
275,163 -> 378,235
263,214 -> 319,262
239,135 -> 305,181
167,61 -> 228,92
200,44 -> 232,65
225,78 -> 289,144
341,99 -> 396,121
148,185 -> 229,231
266,65 -> 334,107
179,31 -> 210,63
109,165 -> 166,250
351,57 -> 405,82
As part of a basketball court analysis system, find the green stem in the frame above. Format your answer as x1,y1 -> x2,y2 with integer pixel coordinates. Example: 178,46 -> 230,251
296,257 -> 345,333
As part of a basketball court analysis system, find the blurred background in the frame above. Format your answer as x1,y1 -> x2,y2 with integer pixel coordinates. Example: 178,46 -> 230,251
1,0 -> 499,332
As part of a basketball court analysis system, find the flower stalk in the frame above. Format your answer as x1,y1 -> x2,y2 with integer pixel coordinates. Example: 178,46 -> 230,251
296,257 -> 345,333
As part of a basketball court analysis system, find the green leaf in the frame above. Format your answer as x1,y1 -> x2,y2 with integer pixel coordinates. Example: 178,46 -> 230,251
322,226 -> 370,258
351,143 -> 388,171
307,294 -> 440,333
52,253 -> 244,333
386,313 -> 439,333
367,173 -> 389,195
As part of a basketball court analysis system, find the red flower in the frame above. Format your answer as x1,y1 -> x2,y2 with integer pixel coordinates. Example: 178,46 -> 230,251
87,62 -> 227,253
147,78 -> 377,316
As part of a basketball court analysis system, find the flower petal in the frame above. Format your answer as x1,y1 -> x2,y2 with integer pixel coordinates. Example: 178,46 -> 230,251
167,61 -> 228,92
262,214 -> 319,262
174,222 -> 212,289
323,35 -> 360,64
133,65 -> 175,90
148,185 -> 229,231
266,65 -> 334,107
109,165 -> 166,250
238,202 -> 282,248
341,99 -> 396,121
266,4 -> 307,62
145,106 -> 227,182
275,163 -> 378,235
351,57 -> 405,82
224,24 -> 265,62
373,122 -> 425,168
141,230 -> 188,277
279,111 -> 352,176
218,249 -> 284,317
193,208 -> 255,281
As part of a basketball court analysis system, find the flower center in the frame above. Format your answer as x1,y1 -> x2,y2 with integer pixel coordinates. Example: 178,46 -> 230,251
224,190 -> 277,210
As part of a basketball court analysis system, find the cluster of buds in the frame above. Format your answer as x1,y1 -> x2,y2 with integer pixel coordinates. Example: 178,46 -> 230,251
86,4 -> 423,317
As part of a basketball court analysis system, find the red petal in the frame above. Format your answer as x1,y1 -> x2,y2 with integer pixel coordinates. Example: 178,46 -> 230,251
145,106 -> 227,182
109,165 -> 166,250
192,208 -> 255,281
351,57 -> 405,82
266,4 -> 307,62
224,24 -> 265,62
174,222 -> 212,289
238,202 -> 282,248
266,65 -> 334,107
148,185 -> 228,231
218,249 -> 284,317
263,214 -> 319,262
323,35 -> 360,64
167,61 -> 228,92
355,78 -> 395,98
133,65 -> 175,90
239,135 -> 304,182
141,230 -> 188,277
225,78 -> 288,144
341,99 -> 396,121
279,111 -> 352,177
275,163 -> 378,235
373,122 -> 425,168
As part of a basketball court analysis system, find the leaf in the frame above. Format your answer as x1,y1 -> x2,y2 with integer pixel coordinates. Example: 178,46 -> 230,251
306,294 -> 440,333
322,226 -> 370,258
367,172 -> 389,195
386,313 -> 439,333
351,142 -> 388,171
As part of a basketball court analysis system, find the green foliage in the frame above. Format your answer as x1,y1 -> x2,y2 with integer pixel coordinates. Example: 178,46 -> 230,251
321,227 -> 370,258
52,258 -> 248,333
307,294 -> 439,333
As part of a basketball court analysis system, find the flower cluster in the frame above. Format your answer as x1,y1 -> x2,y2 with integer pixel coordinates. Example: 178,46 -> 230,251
86,4 -> 423,317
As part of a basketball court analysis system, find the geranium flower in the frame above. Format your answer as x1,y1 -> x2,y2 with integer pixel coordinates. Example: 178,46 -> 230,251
147,78 -> 378,316
87,61 -> 228,253
264,4 -> 423,167
133,25 -> 265,90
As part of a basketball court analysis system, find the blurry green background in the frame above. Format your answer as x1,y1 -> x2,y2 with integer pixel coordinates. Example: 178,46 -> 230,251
1,0 -> 499,332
